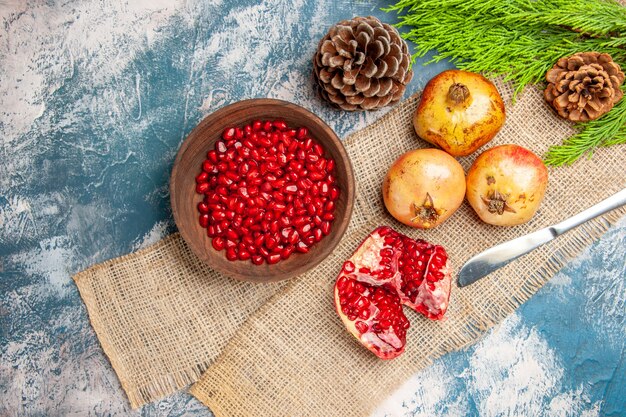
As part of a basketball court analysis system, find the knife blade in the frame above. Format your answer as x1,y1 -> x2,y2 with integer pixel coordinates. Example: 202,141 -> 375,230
457,187 -> 626,287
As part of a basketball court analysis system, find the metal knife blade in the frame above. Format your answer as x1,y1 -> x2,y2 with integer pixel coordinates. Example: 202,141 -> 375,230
457,227 -> 556,287
457,187 -> 626,287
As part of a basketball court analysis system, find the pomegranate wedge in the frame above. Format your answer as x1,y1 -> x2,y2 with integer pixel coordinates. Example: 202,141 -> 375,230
334,226 -> 452,359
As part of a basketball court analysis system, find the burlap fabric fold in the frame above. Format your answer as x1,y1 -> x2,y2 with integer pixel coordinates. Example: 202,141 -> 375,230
74,81 -> 626,413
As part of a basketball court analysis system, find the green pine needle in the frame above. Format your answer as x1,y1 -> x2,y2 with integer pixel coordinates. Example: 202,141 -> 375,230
385,0 -> 626,166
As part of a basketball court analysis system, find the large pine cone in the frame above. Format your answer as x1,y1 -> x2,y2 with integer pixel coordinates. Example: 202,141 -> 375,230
544,52 -> 625,122
313,16 -> 413,111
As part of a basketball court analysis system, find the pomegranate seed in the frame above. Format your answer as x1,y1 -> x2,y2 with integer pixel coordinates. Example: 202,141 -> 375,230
260,120 -> 271,132
280,246 -> 294,260
251,255 -> 264,265
212,210 -> 226,221
273,120 -> 287,131
288,230 -> 300,245
207,150 -> 218,162
355,321 -> 368,334
266,236 -> 278,250
196,183 -> 209,194
197,202 -> 209,214
312,144 -> 324,156
296,127 -> 308,139
222,127 -> 236,140
226,248 -> 238,261
226,229 -> 239,241
253,234 -> 265,247
212,237 -> 226,251
296,241 -> 309,253
267,253 -> 281,264
259,246 -> 270,258
199,214 -> 209,228
217,141 -> 227,153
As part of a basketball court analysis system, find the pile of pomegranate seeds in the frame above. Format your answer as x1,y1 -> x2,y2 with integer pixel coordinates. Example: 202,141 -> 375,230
334,226 -> 451,359
195,119 -> 339,265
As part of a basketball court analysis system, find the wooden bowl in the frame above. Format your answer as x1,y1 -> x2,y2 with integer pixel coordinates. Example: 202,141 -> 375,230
170,98 -> 355,282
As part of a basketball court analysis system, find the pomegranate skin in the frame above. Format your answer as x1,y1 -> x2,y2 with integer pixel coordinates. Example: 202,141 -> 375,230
466,144 -> 548,226
383,148 -> 466,229
413,70 -> 505,157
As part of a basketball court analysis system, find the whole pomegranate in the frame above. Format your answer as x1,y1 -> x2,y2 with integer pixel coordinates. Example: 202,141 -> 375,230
413,70 -> 505,157
383,148 -> 466,229
334,226 -> 452,359
466,145 -> 548,226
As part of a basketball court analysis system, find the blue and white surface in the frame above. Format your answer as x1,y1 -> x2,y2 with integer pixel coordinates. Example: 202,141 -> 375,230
1,1 -> 624,416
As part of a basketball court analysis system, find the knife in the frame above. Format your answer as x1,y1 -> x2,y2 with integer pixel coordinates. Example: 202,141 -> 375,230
457,187 -> 626,287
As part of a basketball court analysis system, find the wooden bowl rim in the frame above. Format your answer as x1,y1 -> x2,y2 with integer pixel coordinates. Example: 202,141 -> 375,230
170,98 -> 355,282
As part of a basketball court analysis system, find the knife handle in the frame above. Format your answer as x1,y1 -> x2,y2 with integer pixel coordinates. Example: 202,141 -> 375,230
552,188 -> 626,236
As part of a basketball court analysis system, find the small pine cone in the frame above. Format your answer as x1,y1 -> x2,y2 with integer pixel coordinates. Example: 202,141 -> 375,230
313,16 -> 413,111
544,52 -> 625,122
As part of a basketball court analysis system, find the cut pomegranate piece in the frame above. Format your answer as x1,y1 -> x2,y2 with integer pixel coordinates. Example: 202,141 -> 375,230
397,239 -> 452,320
333,226 -> 452,359
334,274 -> 409,360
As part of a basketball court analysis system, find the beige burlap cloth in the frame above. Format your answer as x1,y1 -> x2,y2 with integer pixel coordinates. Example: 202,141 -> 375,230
74,80 -> 626,414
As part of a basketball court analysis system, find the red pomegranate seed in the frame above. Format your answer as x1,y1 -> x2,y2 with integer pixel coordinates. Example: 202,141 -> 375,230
196,171 -> 209,183
222,127 -> 236,141
251,255 -> 264,265
296,127 -> 308,139
322,213 -> 335,221
196,183 -> 210,194
197,202 -> 209,214
280,246 -> 294,260
296,241 -> 309,253
267,253 -> 281,264
226,248 -> 238,261
212,237 -> 226,251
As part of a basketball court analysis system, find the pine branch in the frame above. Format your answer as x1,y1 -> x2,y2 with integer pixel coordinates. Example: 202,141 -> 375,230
385,0 -> 626,166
